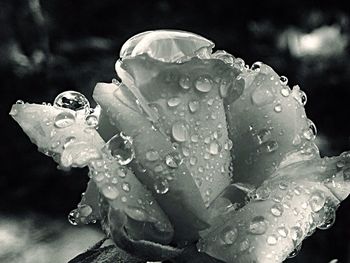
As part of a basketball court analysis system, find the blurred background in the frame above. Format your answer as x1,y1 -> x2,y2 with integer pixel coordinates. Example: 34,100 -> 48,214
1,0 -> 350,262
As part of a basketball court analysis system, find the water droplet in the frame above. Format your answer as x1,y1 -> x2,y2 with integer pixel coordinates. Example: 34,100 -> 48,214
102,185 -> 119,200
68,209 -> 78,225
54,91 -> 90,115
309,190 -> 325,212
278,182 -> 288,190
224,139 -> 233,151
124,206 -> 149,221
63,136 -> 76,149
239,239 -> 250,252
54,112 -> 76,128
251,61 -> 263,72
195,76 -> 213,93
167,97 -> 181,107
188,100 -> 199,113
267,235 -> 278,245
279,76 -> 288,85
299,90 -> 307,105
318,208 -> 336,230
303,120 -> 317,140
264,141 -> 279,153
292,135 -> 302,146
251,87 -> 275,106
191,134 -> 199,143
86,114 -> 98,128
165,152 -> 183,168
122,182 -> 130,192
154,178 -> 169,194
220,226 -> 238,245
288,243 -> 302,258
79,204 -> 93,217
190,157 -> 197,166
172,122 -> 188,142
104,133 -> 135,165
257,129 -> 271,144
274,103 -> 282,113
277,226 -> 288,238
249,216 -> 267,235
281,88 -> 290,97
117,168 -> 126,178
290,226 -> 303,243
16,99 -> 25,104
179,75 -> 191,90
271,203 -> 284,217
146,150 -> 159,161
219,79 -> 232,98
209,141 -> 220,155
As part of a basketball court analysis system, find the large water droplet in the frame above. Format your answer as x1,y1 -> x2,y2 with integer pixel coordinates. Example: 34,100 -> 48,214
209,141 -> 220,155
251,61 -> 263,72
309,190 -> 325,212
104,133 -> 135,165
165,152 -> 183,168
195,76 -> 213,93
172,121 -> 188,142
85,114 -> 98,128
54,91 -> 90,115
299,90 -> 307,105
274,103 -> 282,113
279,76 -> 288,85
220,226 -> 238,245
277,226 -> 288,238
257,129 -> 271,144
280,87 -> 290,97
16,99 -> 25,104
54,112 -> 76,128
318,208 -> 336,230
249,216 -> 267,235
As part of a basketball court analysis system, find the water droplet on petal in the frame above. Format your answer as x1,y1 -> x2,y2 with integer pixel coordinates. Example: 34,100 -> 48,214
172,121 -> 188,142
54,112 -> 76,128
251,61 -> 263,72
16,99 -> 25,104
288,243 -> 302,258
79,204 -> 93,217
277,226 -> 288,238
195,76 -> 213,93
318,208 -> 336,230
274,103 -> 282,113
271,203 -> 284,217
257,129 -> 271,144
104,133 -> 135,165
209,141 -> 220,155
146,150 -> 159,161
281,88 -> 290,97
188,100 -> 200,113
224,139 -> 233,151
102,185 -> 119,200
179,75 -> 191,90
299,90 -> 307,105
154,178 -> 169,194
220,226 -> 238,245
122,182 -> 130,192
86,114 -> 98,128
267,235 -> 278,245
165,152 -> 183,168
68,209 -> 78,225
290,226 -> 303,244
309,190 -> 325,212
54,91 -> 90,115
249,216 -> 267,235
279,76 -> 288,85
167,97 -> 181,107
124,206 -> 149,221
251,87 -> 275,106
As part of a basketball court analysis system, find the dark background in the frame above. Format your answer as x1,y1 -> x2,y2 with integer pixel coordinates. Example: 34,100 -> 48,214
1,0 -> 350,262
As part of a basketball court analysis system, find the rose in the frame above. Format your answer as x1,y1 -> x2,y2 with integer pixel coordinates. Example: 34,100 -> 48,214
10,30 -> 350,263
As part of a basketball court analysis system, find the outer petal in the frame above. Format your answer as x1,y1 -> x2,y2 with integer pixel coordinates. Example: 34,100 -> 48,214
199,152 -> 350,263
93,82 -> 210,244
226,63 -> 314,187
10,103 -> 173,247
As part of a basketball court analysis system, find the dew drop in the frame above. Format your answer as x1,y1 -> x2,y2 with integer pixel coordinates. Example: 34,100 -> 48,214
167,97 -> 181,107
281,88 -> 290,97
277,226 -> 288,238
68,209 -> 78,225
191,134 -> 199,143
146,150 -> 160,161
249,216 -> 267,235
271,203 -> 284,217
154,178 -> 169,194
54,112 -> 76,128
85,114 -> 98,128
279,76 -> 288,85
224,139 -> 233,151
117,168 -> 127,178
124,206 -> 149,221
79,204 -> 93,217
195,76 -> 213,93
267,235 -> 278,245
190,157 -> 197,166
299,90 -> 307,105
104,133 -> 135,165
16,99 -> 24,104
274,103 -> 282,113
102,185 -> 119,200
172,121 -> 188,142
251,61 -> 263,72
179,75 -> 191,90
188,100 -> 200,113
165,152 -> 183,168
264,141 -> 279,153
122,182 -> 130,192
290,226 -> 303,243
288,243 -> 302,258
220,226 -> 238,245
318,208 -> 336,230
54,91 -> 90,115
309,190 -> 325,212
209,141 -> 220,155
